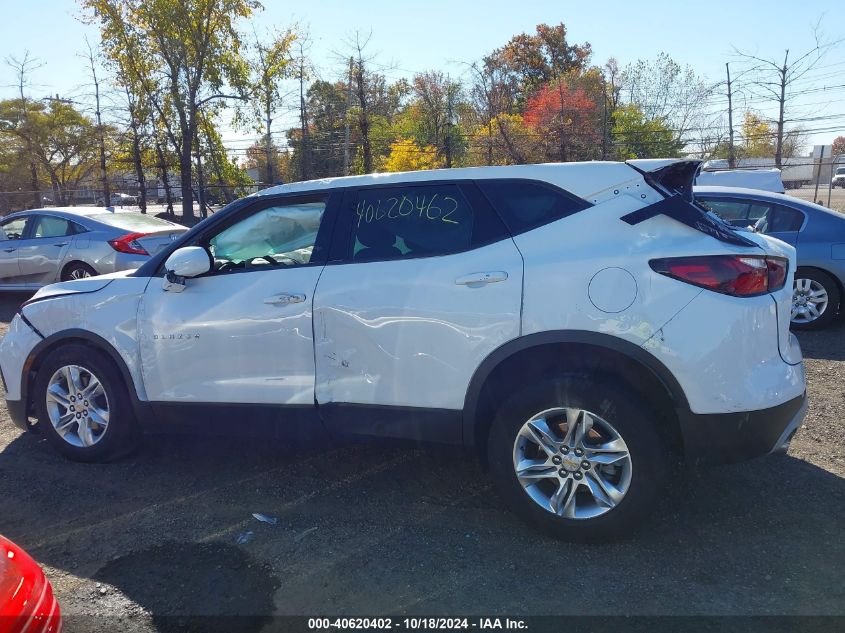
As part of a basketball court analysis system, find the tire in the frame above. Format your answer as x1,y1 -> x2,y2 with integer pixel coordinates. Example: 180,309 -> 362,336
791,268 -> 840,331
61,262 -> 97,281
32,344 -> 138,462
487,375 -> 669,542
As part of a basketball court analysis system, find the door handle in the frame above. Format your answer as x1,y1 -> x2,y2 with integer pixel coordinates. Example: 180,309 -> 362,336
3,248 -> 15,253
53,242 -> 69,247
455,271 -> 508,286
264,292 -> 306,306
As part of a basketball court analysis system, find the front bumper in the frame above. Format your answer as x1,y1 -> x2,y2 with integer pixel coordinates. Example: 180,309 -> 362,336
679,391 -> 808,463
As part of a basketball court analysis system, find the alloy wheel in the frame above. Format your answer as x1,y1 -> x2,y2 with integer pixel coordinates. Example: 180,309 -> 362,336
45,365 -> 110,448
792,278 -> 828,324
512,407 -> 633,520
69,268 -> 92,280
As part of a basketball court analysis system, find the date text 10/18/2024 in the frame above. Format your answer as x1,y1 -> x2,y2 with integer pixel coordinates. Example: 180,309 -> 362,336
308,618 -> 528,630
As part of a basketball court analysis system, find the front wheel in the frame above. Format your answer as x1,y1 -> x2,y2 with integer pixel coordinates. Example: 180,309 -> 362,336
487,376 -> 669,542
33,344 -> 137,462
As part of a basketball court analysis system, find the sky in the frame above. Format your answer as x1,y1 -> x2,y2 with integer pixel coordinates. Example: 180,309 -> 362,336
1,0 -> 843,153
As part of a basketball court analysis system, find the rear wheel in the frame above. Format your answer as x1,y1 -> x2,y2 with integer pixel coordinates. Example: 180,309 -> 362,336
61,262 -> 97,281
33,344 -> 138,462
791,268 -> 839,330
488,376 -> 669,542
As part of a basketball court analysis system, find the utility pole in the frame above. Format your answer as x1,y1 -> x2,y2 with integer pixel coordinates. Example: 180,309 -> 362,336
343,56 -> 353,176
813,145 -> 825,203
774,51 -> 789,169
299,53 -> 309,181
265,101 -> 273,185
444,75 -> 454,168
726,62 -> 736,169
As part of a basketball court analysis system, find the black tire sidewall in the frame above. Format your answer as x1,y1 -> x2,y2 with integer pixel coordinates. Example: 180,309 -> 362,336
488,376 -> 668,542
33,344 -> 135,462
791,268 -> 840,331
62,262 -> 97,281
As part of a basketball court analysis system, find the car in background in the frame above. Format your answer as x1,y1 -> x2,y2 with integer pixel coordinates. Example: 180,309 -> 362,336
0,208 -> 187,289
695,185 -> 845,330
832,166 -> 845,189
696,168 -> 785,193
95,192 -> 138,207
0,535 -> 61,633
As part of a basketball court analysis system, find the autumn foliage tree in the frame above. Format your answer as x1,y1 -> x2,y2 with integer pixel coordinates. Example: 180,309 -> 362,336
832,136 -> 845,157
524,79 -> 600,162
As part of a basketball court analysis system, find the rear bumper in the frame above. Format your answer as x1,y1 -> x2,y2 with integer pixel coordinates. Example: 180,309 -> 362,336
680,391 -> 808,463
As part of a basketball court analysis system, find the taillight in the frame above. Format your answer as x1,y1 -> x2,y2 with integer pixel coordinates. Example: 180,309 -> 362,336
650,255 -> 788,297
107,232 -> 149,256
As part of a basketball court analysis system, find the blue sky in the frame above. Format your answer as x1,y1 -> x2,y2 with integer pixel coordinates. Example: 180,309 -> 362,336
1,0 -> 843,148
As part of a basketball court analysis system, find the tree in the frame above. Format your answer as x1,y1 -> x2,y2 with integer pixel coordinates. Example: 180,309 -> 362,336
0,98 -> 103,205
382,138 -> 442,172
83,0 -> 259,219
740,111 -> 776,158
242,26 -> 296,185
832,136 -> 845,157
82,38 -> 112,209
620,53 -> 715,153
523,78 -> 600,162
482,23 -> 592,112
5,52 -> 43,207
407,72 -> 465,167
734,25 -> 842,167
611,104 -> 683,159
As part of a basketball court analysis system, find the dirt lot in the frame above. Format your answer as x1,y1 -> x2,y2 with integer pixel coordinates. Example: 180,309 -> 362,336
0,292 -> 843,632
787,184 -> 845,212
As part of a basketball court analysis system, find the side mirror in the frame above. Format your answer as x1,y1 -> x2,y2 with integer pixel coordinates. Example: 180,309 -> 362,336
162,246 -> 211,292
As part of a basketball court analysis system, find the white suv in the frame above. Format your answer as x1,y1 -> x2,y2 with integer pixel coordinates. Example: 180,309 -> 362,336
0,159 -> 807,541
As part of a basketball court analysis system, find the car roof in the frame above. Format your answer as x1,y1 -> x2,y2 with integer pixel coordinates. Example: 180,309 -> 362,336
693,185 -> 845,222
6,207 -> 135,218
254,161 -> 651,203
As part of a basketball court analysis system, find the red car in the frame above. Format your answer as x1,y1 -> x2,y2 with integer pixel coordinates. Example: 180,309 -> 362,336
0,536 -> 61,633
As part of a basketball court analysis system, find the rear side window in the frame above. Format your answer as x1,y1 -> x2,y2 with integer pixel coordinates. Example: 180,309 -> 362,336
754,205 -> 804,233
348,184 -> 482,262
477,179 -> 590,235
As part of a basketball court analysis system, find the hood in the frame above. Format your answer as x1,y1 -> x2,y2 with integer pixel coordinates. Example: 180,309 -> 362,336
25,270 -> 134,304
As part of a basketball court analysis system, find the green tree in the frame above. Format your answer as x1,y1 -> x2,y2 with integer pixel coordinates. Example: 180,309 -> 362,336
0,98 -> 103,205
741,111 -> 776,158
611,104 -> 683,159
240,27 -> 296,185
83,0 -> 259,219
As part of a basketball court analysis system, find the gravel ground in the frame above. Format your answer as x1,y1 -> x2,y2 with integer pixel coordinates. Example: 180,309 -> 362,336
787,184 -> 845,212
0,292 -> 843,632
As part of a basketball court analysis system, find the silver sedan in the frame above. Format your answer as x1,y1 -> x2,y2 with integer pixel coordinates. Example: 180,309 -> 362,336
0,208 -> 187,289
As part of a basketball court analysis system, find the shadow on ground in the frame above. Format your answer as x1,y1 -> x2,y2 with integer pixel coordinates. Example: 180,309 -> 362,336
0,430 -> 843,620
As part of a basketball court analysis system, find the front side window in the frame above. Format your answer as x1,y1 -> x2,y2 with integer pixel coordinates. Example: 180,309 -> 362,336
207,200 -> 326,271
31,215 -> 73,238
349,184 -> 474,262
0,217 -> 28,241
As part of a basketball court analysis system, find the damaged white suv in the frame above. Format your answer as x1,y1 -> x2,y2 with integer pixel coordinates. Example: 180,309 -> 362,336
0,159 -> 807,540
